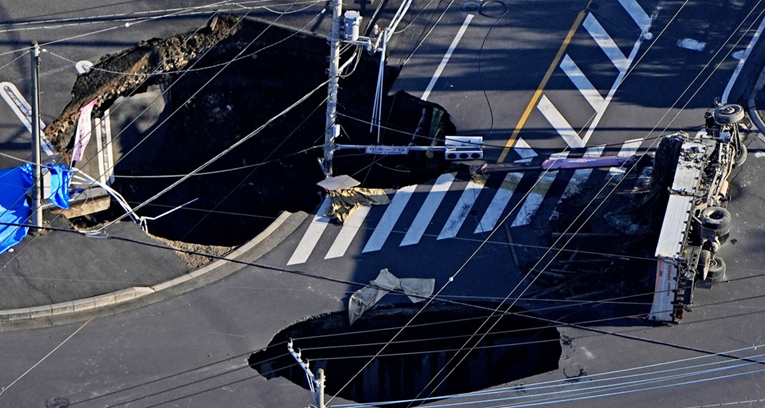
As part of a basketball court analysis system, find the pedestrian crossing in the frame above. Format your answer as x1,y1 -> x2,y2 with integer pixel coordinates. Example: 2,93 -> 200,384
285,139 -> 648,266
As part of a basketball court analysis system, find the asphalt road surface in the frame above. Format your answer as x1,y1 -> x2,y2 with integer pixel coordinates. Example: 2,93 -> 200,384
3,1 -> 765,407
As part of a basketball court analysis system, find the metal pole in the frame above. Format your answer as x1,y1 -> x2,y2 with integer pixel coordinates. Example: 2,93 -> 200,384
317,368 -> 326,408
30,41 -> 42,231
323,0 -> 342,177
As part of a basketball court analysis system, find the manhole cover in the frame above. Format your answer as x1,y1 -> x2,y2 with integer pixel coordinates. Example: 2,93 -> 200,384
46,397 -> 70,408
480,0 -> 509,18
461,1 -> 481,13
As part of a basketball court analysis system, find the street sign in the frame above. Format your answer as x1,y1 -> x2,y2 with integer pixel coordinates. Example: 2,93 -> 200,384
365,145 -> 410,155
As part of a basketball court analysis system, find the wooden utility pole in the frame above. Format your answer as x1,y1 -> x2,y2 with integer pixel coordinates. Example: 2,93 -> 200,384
30,41 -> 42,230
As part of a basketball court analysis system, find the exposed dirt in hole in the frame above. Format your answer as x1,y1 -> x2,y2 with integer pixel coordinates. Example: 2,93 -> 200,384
50,15 -> 455,246
249,303 -> 561,405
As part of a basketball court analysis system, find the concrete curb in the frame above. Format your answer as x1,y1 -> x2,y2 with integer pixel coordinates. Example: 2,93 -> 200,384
0,211 -> 298,323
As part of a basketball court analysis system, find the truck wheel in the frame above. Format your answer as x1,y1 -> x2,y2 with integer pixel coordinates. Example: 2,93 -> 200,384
700,207 -> 732,237
734,143 -> 748,167
697,249 -> 711,280
714,104 -> 745,124
708,255 -> 727,282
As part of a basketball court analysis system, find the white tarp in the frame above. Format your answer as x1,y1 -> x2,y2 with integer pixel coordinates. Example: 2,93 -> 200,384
348,268 -> 435,325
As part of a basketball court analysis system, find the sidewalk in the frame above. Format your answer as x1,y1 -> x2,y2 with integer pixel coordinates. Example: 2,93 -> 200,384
0,210 -> 305,329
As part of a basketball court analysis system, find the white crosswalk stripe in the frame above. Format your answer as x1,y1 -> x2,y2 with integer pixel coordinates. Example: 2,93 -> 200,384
438,179 -> 483,240
325,205 -> 371,259
550,145 -> 605,221
474,172 -> 523,233
287,197 -> 332,265
608,138 -> 643,181
511,152 -> 569,227
583,13 -> 629,73
400,172 -> 455,246
362,184 -> 417,253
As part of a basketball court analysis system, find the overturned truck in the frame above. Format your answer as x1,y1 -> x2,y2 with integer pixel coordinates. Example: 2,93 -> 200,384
649,104 -> 747,323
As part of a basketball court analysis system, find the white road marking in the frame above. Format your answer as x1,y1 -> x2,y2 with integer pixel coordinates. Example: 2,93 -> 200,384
511,152 -> 568,227
362,185 -> 416,253
0,81 -> 54,156
617,0 -> 652,32
437,179 -> 483,240
722,9 -> 765,104
325,205 -> 371,259
537,95 -> 585,149
287,197 -> 333,265
474,172 -> 523,233
583,13 -> 629,73
561,54 -> 604,112
549,145 -> 605,221
582,8 -> 654,146
400,172 -> 455,246
677,38 -> 706,51
421,14 -> 474,101
514,137 -> 538,159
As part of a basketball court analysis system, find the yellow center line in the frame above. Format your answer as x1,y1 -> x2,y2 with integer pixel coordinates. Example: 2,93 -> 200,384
497,1 -> 592,163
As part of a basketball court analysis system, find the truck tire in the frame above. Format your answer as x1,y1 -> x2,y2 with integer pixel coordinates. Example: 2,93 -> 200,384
708,255 -> 727,282
714,104 -> 745,124
697,249 -> 711,280
734,143 -> 748,167
700,207 -> 732,237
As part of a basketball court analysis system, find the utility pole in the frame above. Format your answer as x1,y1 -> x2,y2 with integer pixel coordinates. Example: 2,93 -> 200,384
287,339 -> 326,407
30,41 -> 42,231
323,0 -> 342,177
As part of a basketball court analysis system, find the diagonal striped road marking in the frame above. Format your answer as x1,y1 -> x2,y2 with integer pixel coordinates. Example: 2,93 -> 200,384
583,13 -> 629,73
560,54 -> 605,112
537,95 -> 585,149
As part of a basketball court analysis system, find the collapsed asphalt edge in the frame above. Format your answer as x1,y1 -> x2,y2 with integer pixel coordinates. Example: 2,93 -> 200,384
0,211 -> 303,323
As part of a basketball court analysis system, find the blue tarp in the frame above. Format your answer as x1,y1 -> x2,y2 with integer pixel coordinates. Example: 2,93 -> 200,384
0,164 -> 72,254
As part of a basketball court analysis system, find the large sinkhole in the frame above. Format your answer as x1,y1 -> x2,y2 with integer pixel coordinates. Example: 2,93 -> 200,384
49,15 -> 455,246
248,304 -> 561,405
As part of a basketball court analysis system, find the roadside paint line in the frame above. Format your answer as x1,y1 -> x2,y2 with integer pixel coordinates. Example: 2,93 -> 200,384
514,137 -> 538,159
549,145 -> 605,221
561,54 -> 605,112
0,81 -> 54,156
583,13 -> 629,73
511,152 -> 568,227
362,185 -> 416,253
421,14 -> 473,102
400,172 -> 455,246
722,12 -> 765,104
537,95 -> 585,149
437,179 -> 483,240
286,197 -> 333,265
617,0 -> 652,32
497,2 -> 591,162
325,205 -> 371,259
474,172 -> 523,233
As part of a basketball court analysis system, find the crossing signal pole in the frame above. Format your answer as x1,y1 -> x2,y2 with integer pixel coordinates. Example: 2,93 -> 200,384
323,0 -> 342,177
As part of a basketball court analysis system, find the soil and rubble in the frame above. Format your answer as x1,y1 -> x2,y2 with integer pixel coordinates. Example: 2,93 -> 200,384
47,15 -> 454,246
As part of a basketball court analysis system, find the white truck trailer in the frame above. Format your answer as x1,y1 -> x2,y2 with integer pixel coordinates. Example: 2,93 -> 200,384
649,103 -> 747,323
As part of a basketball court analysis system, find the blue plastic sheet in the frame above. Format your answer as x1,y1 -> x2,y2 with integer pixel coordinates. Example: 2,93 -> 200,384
20,164 -> 71,210
0,164 -> 71,254
0,167 -> 31,254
